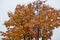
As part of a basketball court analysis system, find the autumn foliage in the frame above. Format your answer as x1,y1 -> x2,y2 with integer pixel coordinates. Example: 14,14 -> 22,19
0,0 -> 60,40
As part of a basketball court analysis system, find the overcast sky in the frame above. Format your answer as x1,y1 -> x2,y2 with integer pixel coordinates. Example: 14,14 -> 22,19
0,0 -> 60,40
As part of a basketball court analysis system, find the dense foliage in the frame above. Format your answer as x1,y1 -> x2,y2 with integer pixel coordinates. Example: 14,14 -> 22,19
0,0 -> 60,40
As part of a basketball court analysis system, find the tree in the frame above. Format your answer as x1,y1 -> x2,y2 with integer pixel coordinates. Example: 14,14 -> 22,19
0,0 -> 60,40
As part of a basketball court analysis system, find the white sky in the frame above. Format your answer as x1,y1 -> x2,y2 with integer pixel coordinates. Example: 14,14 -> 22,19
0,0 -> 60,40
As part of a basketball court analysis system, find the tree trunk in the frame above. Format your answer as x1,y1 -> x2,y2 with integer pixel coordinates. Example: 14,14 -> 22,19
42,36 -> 47,40
37,28 -> 39,40
24,36 -> 25,40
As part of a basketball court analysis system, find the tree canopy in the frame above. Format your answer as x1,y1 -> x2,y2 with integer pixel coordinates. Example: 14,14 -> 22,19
0,0 -> 60,40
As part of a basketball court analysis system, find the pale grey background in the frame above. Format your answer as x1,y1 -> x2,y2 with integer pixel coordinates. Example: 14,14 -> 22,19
0,0 -> 60,40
